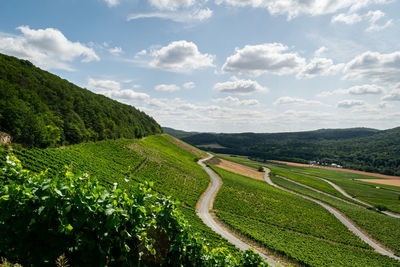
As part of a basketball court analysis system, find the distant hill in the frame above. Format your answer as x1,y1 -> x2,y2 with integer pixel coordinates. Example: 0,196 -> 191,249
171,127 -> 400,176
0,53 -> 162,147
162,127 -> 197,139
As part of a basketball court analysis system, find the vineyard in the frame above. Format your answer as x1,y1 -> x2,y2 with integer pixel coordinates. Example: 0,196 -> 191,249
0,135 -> 244,262
271,174 -> 400,255
209,155 -> 400,266
268,163 -> 400,214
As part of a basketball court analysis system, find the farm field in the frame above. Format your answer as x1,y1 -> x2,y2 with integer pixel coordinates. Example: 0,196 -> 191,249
206,163 -> 400,266
268,162 -> 400,214
211,155 -> 400,265
0,135 -> 238,255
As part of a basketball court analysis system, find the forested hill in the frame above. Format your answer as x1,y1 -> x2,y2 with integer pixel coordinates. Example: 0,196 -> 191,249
174,127 -> 400,176
0,53 -> 162,147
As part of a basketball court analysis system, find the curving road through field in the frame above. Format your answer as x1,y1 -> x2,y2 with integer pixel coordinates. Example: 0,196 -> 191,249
196,154 -> 279,266
265,168 -> 400,261
280,168 -> 400,219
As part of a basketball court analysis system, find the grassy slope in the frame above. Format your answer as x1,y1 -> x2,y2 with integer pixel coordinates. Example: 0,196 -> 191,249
0,135 -> 238,254
209,165 -> 400,266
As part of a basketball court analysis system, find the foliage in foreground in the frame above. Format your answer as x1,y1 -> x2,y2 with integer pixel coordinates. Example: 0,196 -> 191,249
0,155 -> 267,266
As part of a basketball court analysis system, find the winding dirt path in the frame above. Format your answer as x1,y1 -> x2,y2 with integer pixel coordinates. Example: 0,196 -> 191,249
196,154 -> 279,266
283,168 -> 400,219
265,169 -> 400,261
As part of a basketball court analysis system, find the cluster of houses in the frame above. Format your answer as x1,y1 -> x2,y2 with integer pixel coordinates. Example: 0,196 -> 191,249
309,160 -> 342,168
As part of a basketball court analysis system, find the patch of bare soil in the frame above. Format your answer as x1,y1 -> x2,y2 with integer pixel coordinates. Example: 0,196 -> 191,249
211,158 -> 264,181
165,135 -> 206,157
357,179 -> 400,187
270,160 -> 400,180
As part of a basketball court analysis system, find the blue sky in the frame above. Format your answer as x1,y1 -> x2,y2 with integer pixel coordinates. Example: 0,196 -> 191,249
1,0 -> 400,133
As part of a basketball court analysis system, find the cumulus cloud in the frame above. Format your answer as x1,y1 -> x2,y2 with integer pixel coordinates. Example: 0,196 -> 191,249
0,26 -> 99,71
337,99 -> 365,108
365,10 -> 392,32
105,0 -> 119,7
331,13 -> 362,24
382,90 -> 400,101
149,40 -> 214,72
222,43 -> 305,77
297,57 -> 344,79
87,78 -> 121,91
127,8 -> 212,23
183,82 -> 196,89
109,46 -> 122,55
314,46 -> 328,57
149,0 -> 195,10
109,89 -> 150,101
213,77 -> 268,95
87,78 -> 149,103
215,0 -> 391,20
331,10 -> 392,32
318,84 -> 384,97
343,51 -> 400,85
273,97 -> 325,106
213,96 -> 259,106
154,84 -> 181,92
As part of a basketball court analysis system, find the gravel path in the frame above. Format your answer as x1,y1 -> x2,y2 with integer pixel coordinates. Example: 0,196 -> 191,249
283,168 -> 400,219
265,168 -> 400,261
196,154 -> 279,266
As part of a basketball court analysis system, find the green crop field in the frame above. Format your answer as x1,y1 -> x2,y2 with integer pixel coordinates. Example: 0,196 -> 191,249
0,135 -> 238,256
271,174 -> 400,256
205,164 -> 400,266
268,162 -> 400,213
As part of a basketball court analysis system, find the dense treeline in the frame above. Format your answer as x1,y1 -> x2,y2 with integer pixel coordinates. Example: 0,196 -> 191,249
175,128 -> 400,176
0,53 -> 161,147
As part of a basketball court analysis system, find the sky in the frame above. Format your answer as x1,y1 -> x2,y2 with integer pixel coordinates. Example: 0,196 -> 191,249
1,0 -> 400,133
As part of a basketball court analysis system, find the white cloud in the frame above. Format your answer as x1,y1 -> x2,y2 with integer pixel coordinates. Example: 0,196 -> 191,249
149,40 -> 214,72
105,0 -> 119,7
365,10 -> 392,32
0,26 -> 99,71
222,43 -> 305,77
87,78 -> 149,103
155,84 -> 181,92
183,82 -> 196,89
314,46 -> 328,57
273,97 -> 325,106
297,57 -> 344,79
109,89 -> 150,101
136,49 -> 147,57
214,77 -> 268,95
215,0 -> 391,20
127,8 -> 212,23
331,13 -> 362,24
337,99 -> 365,108
382,90 -> 400,101
87,78 -> 121,91
318,84 -> 384,97
109,46 -> 122,55
343,51 -> 400,85
346,84 -> 384,95
213,96 -> 259,106
149,0 -> 195,10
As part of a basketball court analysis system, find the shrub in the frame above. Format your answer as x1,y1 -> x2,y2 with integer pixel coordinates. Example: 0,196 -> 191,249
0,155 -> 267,266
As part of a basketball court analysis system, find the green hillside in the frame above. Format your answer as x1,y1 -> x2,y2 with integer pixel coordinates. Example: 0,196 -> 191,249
178,127 -> 400,175
0,135 -> 267,265
0,53 -> 161,148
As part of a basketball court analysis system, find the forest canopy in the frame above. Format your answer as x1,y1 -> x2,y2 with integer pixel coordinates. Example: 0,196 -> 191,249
0,53 -> 162,147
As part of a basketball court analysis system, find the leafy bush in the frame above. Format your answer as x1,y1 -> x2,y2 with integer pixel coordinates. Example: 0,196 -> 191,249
0,155 -> 267,266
